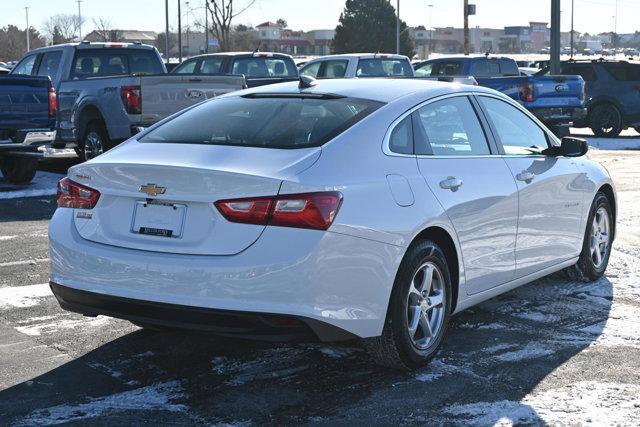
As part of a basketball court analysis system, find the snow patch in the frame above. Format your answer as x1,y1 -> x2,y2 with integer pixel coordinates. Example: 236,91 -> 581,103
0,283 -> 51,309
0,171 -> 62,200
494,343 -> 553,362
16,381 -> 187,426
14,316 -> 111,336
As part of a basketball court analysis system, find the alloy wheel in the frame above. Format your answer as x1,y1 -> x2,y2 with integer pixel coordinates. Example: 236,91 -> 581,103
406,262 -> 446,350
84,131 -> 103,160
590,206 -> 611,269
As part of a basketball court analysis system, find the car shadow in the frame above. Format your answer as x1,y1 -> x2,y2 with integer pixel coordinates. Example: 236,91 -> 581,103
0,273 -> 613,425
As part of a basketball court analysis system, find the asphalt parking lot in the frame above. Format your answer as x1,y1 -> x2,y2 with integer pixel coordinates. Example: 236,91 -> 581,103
0,139 -> 639,425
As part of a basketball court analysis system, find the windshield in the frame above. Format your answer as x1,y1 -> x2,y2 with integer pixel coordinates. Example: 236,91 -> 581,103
231,57 -> 297,78
356,58 -> 413,77
140,95 -> 383,149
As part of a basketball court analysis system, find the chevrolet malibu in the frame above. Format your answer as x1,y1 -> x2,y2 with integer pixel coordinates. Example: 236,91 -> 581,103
49,78 -> 616,369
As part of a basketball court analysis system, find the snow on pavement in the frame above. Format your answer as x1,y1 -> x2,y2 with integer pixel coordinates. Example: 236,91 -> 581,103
0,171 -> 63,200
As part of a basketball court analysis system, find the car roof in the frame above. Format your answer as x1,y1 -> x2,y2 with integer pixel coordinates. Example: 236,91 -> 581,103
24,42 -> 156,54
188,52 -> 293,58
307,53 -> 410,62
233,77 -> 496,104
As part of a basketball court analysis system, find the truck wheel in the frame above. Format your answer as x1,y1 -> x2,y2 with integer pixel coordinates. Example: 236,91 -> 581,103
0,157 -> 38,185
79,121 -> 110,162
589,104 -> 622,138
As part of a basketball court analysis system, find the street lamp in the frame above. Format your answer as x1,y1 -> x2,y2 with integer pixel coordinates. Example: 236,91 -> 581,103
428,3 -> 434,57
24,7 -> 30,52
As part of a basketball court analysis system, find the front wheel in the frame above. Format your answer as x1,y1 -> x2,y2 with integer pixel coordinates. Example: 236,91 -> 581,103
574,192 -> 613,281
0,157 -> 38,184
366,240 -> 452,370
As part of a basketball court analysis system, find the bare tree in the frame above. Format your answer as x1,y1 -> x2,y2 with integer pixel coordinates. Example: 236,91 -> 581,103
91,18 -> 112,42
206,0 -> 257,51
43,14 -> 83,43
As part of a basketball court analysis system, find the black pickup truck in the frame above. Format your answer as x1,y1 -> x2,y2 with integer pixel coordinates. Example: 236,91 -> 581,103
170,52 -> 299,87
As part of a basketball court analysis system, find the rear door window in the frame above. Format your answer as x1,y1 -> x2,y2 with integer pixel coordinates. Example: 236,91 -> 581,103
498,59 -> 519,76
414,96 -> 490,156
199,57 -> 224,74
231,57 -> 297,78
356,58 -> 413,77
12,54 -> 38,75
323,60 -> 348,78
140,95 -> 383,149
414,62 -> 434,77
471,60 -> 500,77
172,59 -> 198,74
300,61 -> 321,78
36,51 -> 63,81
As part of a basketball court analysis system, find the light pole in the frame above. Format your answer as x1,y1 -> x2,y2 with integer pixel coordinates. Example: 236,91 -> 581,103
77,0 -> 83,40
165,0 -> 170,61
186,1 -> 190,55
396,0 -> 400,54
178,0 -> 182,62
570,0 -> 574,58
24,7 -> 30,52
613,0 -> 618,50
205,0 -> 208,53
428,3 -> 433,57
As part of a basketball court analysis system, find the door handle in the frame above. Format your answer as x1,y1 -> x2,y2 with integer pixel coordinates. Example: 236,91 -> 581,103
439,176 -> 463,191
516,171 -> 535,182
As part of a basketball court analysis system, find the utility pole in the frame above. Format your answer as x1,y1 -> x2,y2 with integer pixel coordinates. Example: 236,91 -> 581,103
463,0 -> 469,55
613,0 -> 618,50
570,0 -> 574,58
428,3 -> 433,57
205,0 -> 208,53
186,1 -> 190,54
550,0 -> 561,74
178,0 -> 183,62
165,0 -> 170,61
24,7 -> 30,52
77,0 -> 83,40
396,0 -> 400,54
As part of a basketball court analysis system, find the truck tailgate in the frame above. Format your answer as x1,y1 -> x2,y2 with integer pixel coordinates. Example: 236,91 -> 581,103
139,74 -> 246,125
530,75 -> 585,107
0,75 -> 53,131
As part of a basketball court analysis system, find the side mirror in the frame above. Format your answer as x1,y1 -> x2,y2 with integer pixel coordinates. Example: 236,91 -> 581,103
560,137 -> 588,157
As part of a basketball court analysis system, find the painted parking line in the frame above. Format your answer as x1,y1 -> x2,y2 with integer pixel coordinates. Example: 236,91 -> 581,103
0,258 -> 50,268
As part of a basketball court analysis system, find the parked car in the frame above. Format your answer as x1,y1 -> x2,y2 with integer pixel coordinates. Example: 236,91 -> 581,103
299,53 -> 414,79
0,67 -> 10,74
413,56 -> 587,136
0,75 -> 66,183
49,78 -> 615,370
9,42 -> 246,163
171,52 -> 298,88
537,60 -> 640,137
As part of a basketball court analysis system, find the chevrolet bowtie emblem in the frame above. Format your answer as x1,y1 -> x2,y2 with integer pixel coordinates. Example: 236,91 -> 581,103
139,184 -> 166,197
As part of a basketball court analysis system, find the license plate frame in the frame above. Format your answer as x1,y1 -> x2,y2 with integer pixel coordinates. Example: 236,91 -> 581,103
131,200 -> 186,238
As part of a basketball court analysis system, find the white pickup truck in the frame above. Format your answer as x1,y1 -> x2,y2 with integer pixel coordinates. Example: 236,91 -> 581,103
10,42 -> 246,161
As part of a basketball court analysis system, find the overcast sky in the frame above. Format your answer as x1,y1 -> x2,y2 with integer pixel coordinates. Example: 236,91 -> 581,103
1,0 -> 635,35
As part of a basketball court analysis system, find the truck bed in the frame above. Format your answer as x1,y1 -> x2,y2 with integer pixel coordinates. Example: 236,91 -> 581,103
0,75 -> 54,135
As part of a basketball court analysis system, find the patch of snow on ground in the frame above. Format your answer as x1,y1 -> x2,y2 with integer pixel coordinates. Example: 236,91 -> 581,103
493,343 -> 553,362
444,381 -> 640,425
0,171 -> 63,200
0,283 -> 51,308
415,360 -> 462,382
14,315 -> 111,337
16,381 -> 187,426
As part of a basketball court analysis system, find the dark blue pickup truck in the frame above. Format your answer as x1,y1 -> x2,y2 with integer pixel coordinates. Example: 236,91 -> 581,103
414,56 -> 587,136
0,75 -> 62,184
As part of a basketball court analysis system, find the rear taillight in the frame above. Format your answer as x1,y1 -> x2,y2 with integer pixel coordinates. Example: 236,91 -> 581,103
57,177 -> 100,209
120,85 -> 141,114
519,82 -> 534,102
215,191 -> 343,231
48,87 -> 57,117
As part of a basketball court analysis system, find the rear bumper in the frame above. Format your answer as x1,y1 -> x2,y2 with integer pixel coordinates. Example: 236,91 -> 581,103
0,130 -> 75,159
530,107 -> 587,125
49,208 -> 403,340
50,282 -> 355,342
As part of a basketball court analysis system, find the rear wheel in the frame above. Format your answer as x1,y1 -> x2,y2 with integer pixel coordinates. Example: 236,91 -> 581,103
589,104 -> 623,137
571,192 -> 613,281
78,121 -> 110,162
0,157 -> 38,184
366,240 -> 452,370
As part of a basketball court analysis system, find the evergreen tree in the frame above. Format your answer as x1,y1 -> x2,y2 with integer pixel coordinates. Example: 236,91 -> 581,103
333,0 -> 414,57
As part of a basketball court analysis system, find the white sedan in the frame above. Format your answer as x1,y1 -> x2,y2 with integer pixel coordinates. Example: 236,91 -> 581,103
49,78 -> 616,369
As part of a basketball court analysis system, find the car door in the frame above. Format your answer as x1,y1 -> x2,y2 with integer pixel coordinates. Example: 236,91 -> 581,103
414,95 -> 519,294
476,94 -> 584,278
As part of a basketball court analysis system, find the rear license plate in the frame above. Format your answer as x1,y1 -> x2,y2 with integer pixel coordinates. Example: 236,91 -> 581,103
131,201 -> 186,238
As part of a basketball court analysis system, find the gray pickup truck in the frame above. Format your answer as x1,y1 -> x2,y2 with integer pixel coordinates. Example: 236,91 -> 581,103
11,42 -> 246,161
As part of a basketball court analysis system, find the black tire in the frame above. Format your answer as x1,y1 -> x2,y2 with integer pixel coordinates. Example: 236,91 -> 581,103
634,126 -> 640,135
365,240 -> 452,370
78,121 -> 110,162
0,157 -> 38,184
589,104 -> 623,138
572,192 -> 613,281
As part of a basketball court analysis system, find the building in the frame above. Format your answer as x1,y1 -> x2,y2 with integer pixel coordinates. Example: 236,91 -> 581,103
252,22 -> 334,56
84,29 -> 157,45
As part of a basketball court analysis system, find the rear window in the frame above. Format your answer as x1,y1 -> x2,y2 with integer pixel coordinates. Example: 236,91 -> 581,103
470,60 -> 501,77
140,95 -> 383,149
356,58 -> 413,77
71,49 -> 162,78
231,57 -> 297,78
